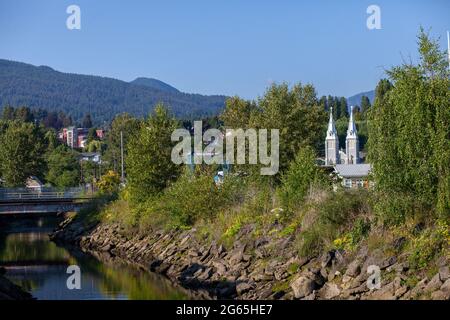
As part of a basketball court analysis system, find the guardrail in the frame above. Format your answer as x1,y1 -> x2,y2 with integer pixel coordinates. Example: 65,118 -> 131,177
0,187 -> 94,201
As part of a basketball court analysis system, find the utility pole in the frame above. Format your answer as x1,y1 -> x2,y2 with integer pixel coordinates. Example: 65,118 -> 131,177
120,131 -> 125,183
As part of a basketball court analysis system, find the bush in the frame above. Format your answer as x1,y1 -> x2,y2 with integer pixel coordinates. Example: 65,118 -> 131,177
296,190 -> 371,257
96,170 -> 121,196
153,172 -> 218,227
278,146 -> 327,213
409,219 -> 449,270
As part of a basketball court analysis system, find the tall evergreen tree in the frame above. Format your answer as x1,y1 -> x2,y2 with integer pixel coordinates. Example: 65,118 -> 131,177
319,96 -> 328,111
82,113 -> 93,128
339,97 -> 349,118
360,95 -> 371,117
1,106 -> 15,120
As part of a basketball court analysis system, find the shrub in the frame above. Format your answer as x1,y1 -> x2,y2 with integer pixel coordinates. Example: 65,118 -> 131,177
409,219 -> 449,270
152,171 -> 218,228
296,190 -> 371,257
278,146 -> 327,213
96,170 -> 121,196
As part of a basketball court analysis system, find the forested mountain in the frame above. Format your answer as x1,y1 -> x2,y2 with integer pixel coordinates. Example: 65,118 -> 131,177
130,77 -> 180,93
0,59 -> 227,124
347,90 -> 375,107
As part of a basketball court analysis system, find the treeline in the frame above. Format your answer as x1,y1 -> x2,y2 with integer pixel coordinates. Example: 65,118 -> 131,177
0,119 -> 79,187
1,106 -> 73,129
0,109 -> 105,188
0,59 -> 227,124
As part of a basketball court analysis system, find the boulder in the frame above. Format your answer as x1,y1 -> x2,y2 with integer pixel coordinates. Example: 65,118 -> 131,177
345,260 -> 361,278
290,276 -> 316,299
320,282 -> 341,299
438,266 -> 449,281
440,278 -> 450,294
320,250 -> 336,268
236,282 -> 253,296
229,245 -> 246,264
212,261 -> 227,276
424,274 -> 443,293
431,290 -> 449,300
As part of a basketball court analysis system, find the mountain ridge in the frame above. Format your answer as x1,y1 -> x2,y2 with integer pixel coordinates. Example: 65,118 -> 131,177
347,90 -> 375,108
130,77 -> 180,94
0,59 -> 227,124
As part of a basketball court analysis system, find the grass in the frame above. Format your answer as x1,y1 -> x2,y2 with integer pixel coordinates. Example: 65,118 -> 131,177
271,279 -> 291,293
80,165 -> 447,281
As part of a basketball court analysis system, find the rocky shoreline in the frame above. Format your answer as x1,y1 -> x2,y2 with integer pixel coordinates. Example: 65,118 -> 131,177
0,267 -> 33,300
50,217 -> 450,300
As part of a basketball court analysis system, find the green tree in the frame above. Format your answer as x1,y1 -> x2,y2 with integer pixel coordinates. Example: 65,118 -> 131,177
44,129 -> 59,152
0,121 -> 46,186
104,113 -> 140,172
14,107 -> 34,123
96,170 -> 121,196
1,106 -> 15,120
248,83 -> 326,175
82,113 -> 93,128
319,96 -> 327,111
360,96 -> 371,118
126,104 -> 181,203
278,146 -> 327,212
220,96 -> 257,129
45,145 -> 81,188
86,127 -> 98,144
338,97 -> 349,119
87,140 -> 103,153
368,29 -> 450,221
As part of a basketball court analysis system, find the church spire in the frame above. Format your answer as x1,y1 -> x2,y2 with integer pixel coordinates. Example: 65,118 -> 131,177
347,105 -> 357,138
325,107 -> 340,165
345,106 -> 359,164
327,107 -> 337,138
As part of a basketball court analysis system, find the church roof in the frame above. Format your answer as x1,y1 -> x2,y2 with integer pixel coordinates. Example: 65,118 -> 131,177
335,164 -> 372,178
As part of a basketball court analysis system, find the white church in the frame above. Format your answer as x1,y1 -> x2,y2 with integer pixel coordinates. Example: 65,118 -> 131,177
325,106 -> 372,189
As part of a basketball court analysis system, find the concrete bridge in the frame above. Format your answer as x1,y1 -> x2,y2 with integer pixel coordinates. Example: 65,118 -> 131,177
0,187 -> 94,216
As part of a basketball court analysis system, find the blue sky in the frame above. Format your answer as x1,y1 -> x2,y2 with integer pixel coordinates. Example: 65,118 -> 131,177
0,0 -> 448,99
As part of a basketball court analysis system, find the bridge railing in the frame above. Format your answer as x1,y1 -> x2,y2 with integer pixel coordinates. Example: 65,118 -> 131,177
0,186 -> 94,201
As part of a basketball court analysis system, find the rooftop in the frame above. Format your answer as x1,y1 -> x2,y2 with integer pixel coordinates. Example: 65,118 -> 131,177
335,164 -> 372,178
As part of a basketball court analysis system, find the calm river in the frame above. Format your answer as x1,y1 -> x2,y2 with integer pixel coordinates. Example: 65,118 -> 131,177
0,215 -> 187,300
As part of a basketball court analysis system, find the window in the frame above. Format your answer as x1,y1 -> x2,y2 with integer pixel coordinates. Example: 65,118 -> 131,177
343,179 -> 352,188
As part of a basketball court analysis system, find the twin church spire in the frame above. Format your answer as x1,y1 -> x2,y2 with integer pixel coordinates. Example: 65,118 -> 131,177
325,106 -> 359,165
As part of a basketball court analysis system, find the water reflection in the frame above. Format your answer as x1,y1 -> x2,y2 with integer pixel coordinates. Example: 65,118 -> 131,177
0,216 -> 187,300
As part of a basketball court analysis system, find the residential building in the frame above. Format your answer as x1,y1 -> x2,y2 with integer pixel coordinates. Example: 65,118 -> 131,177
334,164 -> 372,189
60,127 -> 96,149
